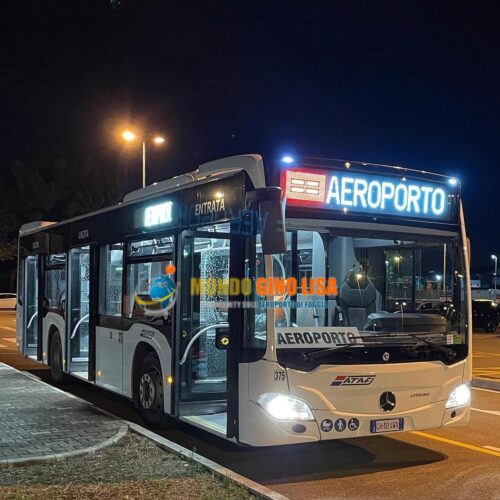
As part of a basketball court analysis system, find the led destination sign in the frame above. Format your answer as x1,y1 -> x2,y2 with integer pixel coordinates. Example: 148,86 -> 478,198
144,201 -> 173,227
283,168 -> 453,220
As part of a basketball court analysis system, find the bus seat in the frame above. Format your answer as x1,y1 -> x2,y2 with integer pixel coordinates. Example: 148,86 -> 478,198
338,271 -> 377,329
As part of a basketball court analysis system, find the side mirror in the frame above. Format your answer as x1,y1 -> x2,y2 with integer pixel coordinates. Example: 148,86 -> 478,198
257,187 -> 287,255
215,327 -> 230,350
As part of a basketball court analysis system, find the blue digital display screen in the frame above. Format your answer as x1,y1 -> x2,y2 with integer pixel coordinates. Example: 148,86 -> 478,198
282,168 -> 455,221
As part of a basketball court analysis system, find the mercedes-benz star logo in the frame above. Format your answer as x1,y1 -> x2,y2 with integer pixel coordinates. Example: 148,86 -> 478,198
380,391 -> 396,412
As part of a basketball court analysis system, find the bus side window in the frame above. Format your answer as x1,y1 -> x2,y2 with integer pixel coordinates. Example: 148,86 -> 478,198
123,236 -> 175,321
100,243 -> 124,316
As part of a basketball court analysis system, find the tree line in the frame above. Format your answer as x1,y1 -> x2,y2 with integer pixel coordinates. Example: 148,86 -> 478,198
0,157 -> 123,266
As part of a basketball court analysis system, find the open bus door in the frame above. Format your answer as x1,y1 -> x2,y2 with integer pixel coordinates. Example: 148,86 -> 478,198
175,227 -> 243,439
173,187 -> 286,440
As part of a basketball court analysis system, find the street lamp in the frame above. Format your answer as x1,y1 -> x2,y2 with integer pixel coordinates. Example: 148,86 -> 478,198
394,255 -> 401,273
121,130 -> 166,188
492,254 -> 498,295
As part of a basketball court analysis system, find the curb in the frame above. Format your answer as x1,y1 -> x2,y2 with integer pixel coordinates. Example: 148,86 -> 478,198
472,377 -> 500,392
0,425 -> 128,468
128,423 -> 289,500
4,367 -> 288,500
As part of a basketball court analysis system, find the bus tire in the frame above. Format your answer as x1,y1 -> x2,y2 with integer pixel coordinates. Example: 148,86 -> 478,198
49,332 -> 65,383
137,352 -> 167,427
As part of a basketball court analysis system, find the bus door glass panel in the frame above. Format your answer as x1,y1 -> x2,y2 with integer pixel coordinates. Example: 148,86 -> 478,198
100,243 -> 124,317
68,246 -> 91,368
179,231 -> 230,420
24,256 -> 39,353
44,255 -> 66,317
95,243 -> 125,394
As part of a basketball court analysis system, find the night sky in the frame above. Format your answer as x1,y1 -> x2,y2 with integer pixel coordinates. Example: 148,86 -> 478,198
1,1 -> 499,267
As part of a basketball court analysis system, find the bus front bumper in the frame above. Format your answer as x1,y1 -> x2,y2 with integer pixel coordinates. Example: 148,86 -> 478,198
239,400 -> 470,447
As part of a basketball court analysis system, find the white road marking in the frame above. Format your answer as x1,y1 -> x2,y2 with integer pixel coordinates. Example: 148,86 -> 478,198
472,408 -> 500,417
472,387 -> 500,394
483,446 -> 500,452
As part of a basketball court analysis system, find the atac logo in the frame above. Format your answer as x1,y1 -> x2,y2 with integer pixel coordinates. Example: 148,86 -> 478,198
331,375 -> 376,387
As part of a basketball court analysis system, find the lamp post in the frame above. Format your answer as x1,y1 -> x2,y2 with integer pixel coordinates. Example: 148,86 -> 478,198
492,254 -> 498,295
121,131 -> 166,188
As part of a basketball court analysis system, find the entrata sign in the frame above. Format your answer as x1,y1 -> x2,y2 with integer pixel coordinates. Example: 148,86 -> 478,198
275,327 -> 361,349
282,167 -> 452,220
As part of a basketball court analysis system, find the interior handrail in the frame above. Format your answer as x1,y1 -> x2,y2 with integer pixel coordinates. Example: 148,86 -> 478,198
70,313 -> 90,340
179,323 -> 229,365
27,311 -> 38,329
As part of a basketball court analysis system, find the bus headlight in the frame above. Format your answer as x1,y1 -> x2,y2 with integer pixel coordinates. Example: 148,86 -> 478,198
445,383 -> 471,409
257,393 -> 315,421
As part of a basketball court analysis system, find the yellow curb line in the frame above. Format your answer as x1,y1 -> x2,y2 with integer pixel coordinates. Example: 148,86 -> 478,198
411,431 -> 500,458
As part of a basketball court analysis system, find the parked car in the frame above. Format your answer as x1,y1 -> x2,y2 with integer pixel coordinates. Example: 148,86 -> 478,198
472,299 -> 500,333
417,300 -> 456,319
0,293 -> 17,310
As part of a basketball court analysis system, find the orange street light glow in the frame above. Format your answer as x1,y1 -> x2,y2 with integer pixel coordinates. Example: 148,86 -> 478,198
122,130 -> 136,142
153,136 -> 165,145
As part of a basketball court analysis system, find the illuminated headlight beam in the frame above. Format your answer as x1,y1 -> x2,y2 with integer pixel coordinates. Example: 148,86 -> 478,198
445,383 -> 471,409
257,392 -> 315,421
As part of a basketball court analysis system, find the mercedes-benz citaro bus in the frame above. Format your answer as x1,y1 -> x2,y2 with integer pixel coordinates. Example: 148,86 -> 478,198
16,154 -> 472,446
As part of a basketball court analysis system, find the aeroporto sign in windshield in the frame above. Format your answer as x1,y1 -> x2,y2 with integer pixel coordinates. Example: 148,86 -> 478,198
282,167 -> 452,220
275,327 -> 361,348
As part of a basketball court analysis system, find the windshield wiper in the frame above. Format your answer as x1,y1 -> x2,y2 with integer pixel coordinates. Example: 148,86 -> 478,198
300,333 -> 457,363
404,333 -> 457,362
358,332 -> 457,362
300,340 -> 414,362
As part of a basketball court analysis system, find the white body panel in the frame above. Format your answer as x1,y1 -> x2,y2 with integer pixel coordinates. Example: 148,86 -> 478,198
97,324 -> 173,413
237,357 -> 470,447
95,327 -> 123,393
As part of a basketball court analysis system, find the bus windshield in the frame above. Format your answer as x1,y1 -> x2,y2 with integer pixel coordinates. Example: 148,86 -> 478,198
260,227 -> 468,367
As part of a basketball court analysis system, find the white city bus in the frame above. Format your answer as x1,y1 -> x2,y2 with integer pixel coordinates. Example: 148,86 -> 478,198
16,154 -> 472,446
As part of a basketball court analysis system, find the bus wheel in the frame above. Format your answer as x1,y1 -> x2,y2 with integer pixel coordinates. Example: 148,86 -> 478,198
138,352 -> 166,427
49,332 -> 64,383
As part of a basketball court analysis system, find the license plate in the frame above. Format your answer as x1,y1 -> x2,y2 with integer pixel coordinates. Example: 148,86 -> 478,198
370,418 -> 404,433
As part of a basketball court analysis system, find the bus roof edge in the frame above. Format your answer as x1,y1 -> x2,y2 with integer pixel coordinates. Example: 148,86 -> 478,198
122,154 -> 266,203
19,221 -> 57,235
